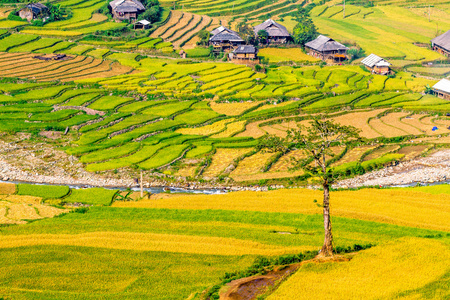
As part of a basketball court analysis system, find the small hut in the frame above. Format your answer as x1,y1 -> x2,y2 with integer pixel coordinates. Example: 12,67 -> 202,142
253,19 -> 291,44
431,30 -> 450,57
361,54 -> 392,75
109,0 -> 146,22
305,35 -> 348,62
229,45 -> 259,65
19,3 -> 48,22
432,79 -> 450,100
179,50 -> 187,58
134,19 -> 150,29
209,26 -> 244,52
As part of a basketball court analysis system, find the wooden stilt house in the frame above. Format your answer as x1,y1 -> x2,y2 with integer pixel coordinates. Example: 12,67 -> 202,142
431,30 -> 450,57
432,79 -> 450,100
361,54 -> 392,75
305,35 -> 348,63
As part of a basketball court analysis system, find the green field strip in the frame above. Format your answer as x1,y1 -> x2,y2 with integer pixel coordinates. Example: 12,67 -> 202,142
372,93 -> 422,107
118,99 -> 178,113
63,93 -> 104,106
76,114 -> 160,145
43,89 -> 105,105
65,45 -> 95,55
86,143 -> 167,171
17,183 -> 70,199
174,109 -> 221,125
32,41 -> 77,54
80,142 -> 142,163
88,95 -> 135,111
79,112 -> 131,133
0,34 -> 39,52
304,91 -> 368,110
14,86 -> 73,101
8,38 -> 62,53
63,187 -> 117,206
139,144 -> 190,169
29,109 -> 80,122
140,100 -> 197,117
0,82 -> 51,93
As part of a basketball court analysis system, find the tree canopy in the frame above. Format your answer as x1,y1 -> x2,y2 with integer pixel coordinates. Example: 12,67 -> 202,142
292,8 -> 318,46
258,116 -> 361,257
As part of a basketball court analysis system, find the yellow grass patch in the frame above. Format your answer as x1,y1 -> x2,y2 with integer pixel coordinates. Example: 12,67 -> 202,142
397,145 -> 429,161
211,120 -> 246,138
121,188 -> 450,231
268,238 -> 450,300
175,165 -> 197,177
270,150 -> 306,172
230,151 -> 275,177
401,114 -> 434,135
330,109 -> 386,139
369,118 -> 407,137
332,145 -> 376,166
380,112 -> 422,135
236,119 -> 271,138
253,100 -> 296,112
177,119 -> 234,136
258,48 -> 320,63
0,232 -> 315,256
203,148 -> 251,178
209,101 -> 261,116
0,183 -> 15,194
21,29 -> 83,36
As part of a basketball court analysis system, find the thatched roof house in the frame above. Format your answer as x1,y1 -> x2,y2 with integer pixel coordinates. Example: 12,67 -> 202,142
305,35 -> 348,62
110,0 -> 145,21
19,3 -> 48,21
361,54 -> 392,75
229,45 -> 259,65
431,30 -> 450,56
253,19 -> 290,44
209,26 -> 244,50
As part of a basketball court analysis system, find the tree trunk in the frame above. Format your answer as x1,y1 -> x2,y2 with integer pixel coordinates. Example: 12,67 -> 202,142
320,182 -> 334,256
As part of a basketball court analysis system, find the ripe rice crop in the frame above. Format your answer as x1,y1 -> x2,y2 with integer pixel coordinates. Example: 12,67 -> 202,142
177,119 -> 233,136
130,187 -> 450,231
230,151 -> 275,177
379,112 -> 422,135
203,148 -> 251,177
0,231 -> 313,256
0,183 -> 15,194
6,203 -> 42,221
259,48 -> 320,63
329,109 -> 386,139
369,118 -> 406,137
270,150 -> 306,172
268,238 -> 450,300
236,119 -> 278,138
209,101 -> 261,116
211,120 -> 246,138
332,145 -> 376,166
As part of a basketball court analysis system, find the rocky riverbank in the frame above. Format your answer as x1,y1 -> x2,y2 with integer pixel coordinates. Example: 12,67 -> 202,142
1,133 -> 449,191
336,150 -> 450,188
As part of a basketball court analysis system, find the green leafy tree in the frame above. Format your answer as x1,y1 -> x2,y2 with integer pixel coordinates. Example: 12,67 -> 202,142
197,30 -> 211,46
292,8 -> 318,45
258,116 -> 361,257
257,29 -> 269,44
237,23 -> 256,45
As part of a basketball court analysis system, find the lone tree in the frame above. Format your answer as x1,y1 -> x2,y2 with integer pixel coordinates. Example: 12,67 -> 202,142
258,116 -> 361,257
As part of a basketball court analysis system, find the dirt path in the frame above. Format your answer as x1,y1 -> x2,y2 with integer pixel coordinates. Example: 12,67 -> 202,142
219,256 -> 351,300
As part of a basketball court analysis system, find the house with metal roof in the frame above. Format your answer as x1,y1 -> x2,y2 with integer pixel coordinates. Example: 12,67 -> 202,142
361,54 -> 392,75
432,79 -> 450,100
134,19 -> 150,29
229,45 -> 259,65
19,3 -> 48,22
305,35 -> 348,63
209,26 -> 244,51
253,19 -> 291,44
431,30 -> 450,57
110,0 -> 146,21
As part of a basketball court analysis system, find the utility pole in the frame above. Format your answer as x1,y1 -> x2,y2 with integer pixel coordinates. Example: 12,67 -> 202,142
140,169 -> 143,198
343,0 -> 345,18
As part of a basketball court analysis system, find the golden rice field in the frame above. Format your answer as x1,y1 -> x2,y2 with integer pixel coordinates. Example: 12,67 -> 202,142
332,145 -> 376,166
268,238 -> 450,300
210,101 -> 262,116
0,231 -> 315,256
202,148 -> 251,177
258,48 -> 321,63
116,188 -> 450,231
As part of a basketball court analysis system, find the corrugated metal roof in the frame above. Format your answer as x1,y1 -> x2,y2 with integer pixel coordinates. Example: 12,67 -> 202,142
361,53 -> 391,68
110,0 -> 145,12
305,35 -> 348,52
253,19 -> 290,37
137,19 -> 150,25
431,30 -> 450,52
433,78 -> 450,94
